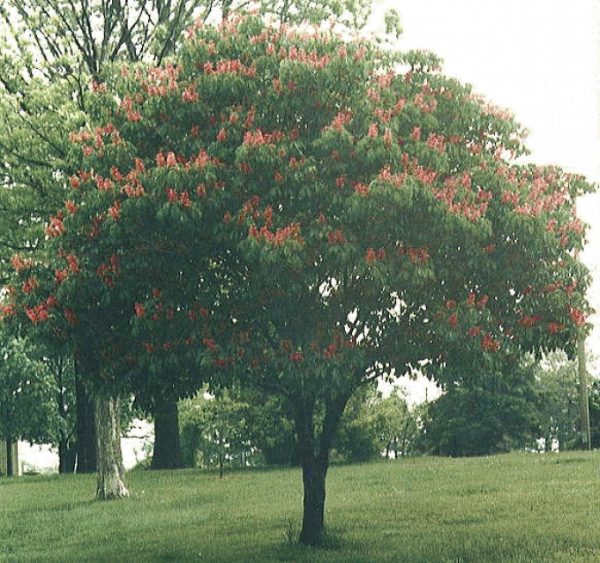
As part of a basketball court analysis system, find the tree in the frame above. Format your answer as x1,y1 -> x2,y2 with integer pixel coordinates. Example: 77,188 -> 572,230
371,390 -> 419,458
418,364 -> 540,456
0,330 -> 60,476
0,0 -> 381,477
4,13 -> 593,542
180,390 -> 252,475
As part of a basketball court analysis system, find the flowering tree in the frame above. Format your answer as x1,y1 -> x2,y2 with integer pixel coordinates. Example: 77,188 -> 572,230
3,14 -> 593,541
0,0 -> 384,474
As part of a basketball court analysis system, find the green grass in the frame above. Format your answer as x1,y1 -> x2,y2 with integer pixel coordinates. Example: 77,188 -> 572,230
1,452 -> 600,561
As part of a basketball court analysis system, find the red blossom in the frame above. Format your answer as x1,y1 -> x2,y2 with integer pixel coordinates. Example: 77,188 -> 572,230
0,304 -> 16,319
353,182 -> 369,197
203,337 -> 218,352
134,303 -> 145,318
327,229 -> 346,245
216,128 -> 227,142
64,308 -> 78,326
518,315 -> 542,328
448,312 -> 458,329
55,269 -> 68,283
45,215 -> 65,237
22,277 -> 39,294
65,200 -> 78,214
11,254 -> 32,272
289,352 -> 304,363
481,333 -> 500,352
66,254 -> 79,274
569,307 -> 586,327
548,322 -> 566,334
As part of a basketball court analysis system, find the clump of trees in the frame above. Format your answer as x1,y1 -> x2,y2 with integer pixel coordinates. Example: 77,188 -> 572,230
0,9 -> 593,548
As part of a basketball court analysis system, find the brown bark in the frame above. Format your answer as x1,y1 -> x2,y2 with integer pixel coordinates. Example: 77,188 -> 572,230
5,437 -> 14,477
75,373 -> 97,473
95,396 -> 129,500
296,394 -> 350,545
151,394 -> 183,470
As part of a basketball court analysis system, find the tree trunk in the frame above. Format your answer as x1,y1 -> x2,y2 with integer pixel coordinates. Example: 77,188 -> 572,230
577,335 -> 591,450
299,456 -> 327,545
58,438 -> 76,473
151,395 -> 183,469
6,437 -> 14,477
295,393 -> 350,546
75,375 -> 97,473
95,396 -> 129,500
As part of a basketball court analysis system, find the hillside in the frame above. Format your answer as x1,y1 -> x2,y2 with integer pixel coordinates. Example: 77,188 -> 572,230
1,452 -> 598,561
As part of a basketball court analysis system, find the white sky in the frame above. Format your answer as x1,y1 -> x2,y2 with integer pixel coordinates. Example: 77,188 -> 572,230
372,1 -> 600,390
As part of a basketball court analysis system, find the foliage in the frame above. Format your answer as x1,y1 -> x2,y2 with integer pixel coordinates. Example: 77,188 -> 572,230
2,453 -> 600,561
179,390 -> 252,471
419,364 -> 541,457
334,387 -> 419,461
0,328 -> 61,444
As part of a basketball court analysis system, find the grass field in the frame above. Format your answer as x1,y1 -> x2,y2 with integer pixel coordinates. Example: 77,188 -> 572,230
1,452 -> 599,562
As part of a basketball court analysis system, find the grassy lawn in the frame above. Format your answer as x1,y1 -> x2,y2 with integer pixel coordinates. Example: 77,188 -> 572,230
1,451 -> 599,562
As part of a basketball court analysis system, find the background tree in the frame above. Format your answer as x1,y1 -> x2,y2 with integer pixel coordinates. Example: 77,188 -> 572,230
0,330 -> 61,476
5,13 -> 593,542
418,364 -> 540,457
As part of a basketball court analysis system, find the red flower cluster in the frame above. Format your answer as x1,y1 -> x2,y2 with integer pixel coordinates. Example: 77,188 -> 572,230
327,229 -> 346,245
64,308 -> 78,326
22,276 -> 39,294
517,315 -> 542,328
11,254 -> 32,272
166,189 -> 192,208
569,307 -> 586,327
96,254 -> 119,288
248,223 -> 303,247
365,248 -> 385,263
0,304 -> 16,319
243,129 -> 284,147
24,296 -> 57,324
547,322 -> 565,334
481,333 -> 500,352
353,182 -> 369,197
45,215 -> 65,237
289,352 -> 304,363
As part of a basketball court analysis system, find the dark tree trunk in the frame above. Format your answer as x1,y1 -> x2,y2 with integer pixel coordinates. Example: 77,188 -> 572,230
6,437 -> 14,477
58,439 -> 76,473
151,395 -> 182,470
95,396 -> 129,500
299,456 -> 327,545
295,393 -> 350,546
75,375 -> 97,473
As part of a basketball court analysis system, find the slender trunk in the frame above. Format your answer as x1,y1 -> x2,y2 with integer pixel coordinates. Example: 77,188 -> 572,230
577,336 -> 591,450
299,455 -> 327,545
58,439 -> 76,473
6,437 -> 14,477
75,375 -> 97,473
296,393 -> 350,546
95,396 -> 129,500
151,395 -> 183,469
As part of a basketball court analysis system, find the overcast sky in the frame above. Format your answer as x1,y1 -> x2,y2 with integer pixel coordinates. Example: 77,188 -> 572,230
372,0 -> 600,370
